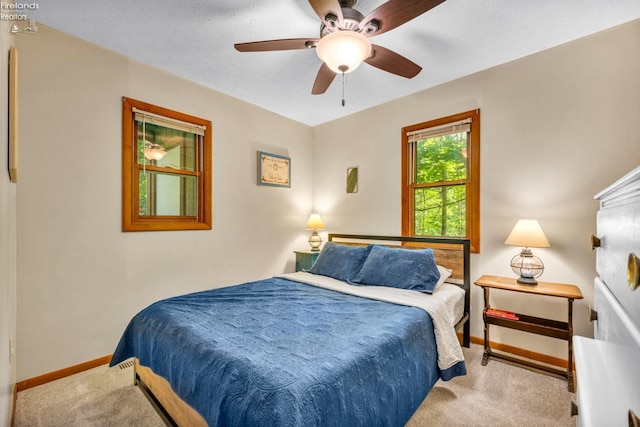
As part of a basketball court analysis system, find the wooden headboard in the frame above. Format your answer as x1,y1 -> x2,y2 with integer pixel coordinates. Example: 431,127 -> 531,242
328,234 -> 471,347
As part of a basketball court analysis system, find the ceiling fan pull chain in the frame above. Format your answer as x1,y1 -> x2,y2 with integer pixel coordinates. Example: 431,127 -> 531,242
341,72 -> 346,106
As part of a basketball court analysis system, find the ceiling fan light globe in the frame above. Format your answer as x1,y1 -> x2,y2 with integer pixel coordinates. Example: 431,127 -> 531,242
143,140 -> 167,161
316,30 -> 371,74
143,147 -> 167,161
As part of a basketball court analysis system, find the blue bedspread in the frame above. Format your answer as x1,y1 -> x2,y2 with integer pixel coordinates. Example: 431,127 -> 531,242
110,277 -> 466,426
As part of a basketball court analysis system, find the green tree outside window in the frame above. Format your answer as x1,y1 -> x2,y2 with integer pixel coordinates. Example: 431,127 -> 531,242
414,132 -> 467,237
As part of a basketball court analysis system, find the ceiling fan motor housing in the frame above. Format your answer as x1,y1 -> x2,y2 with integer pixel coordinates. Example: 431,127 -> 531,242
321,7 -> 366,35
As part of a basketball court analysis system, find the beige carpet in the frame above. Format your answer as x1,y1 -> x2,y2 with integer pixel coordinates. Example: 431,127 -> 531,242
14,362 -> 164,427
408,344 -> 575,427
15,344 -> 575,426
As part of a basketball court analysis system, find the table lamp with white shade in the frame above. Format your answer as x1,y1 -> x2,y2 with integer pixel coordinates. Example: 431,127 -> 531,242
504,219 -> 551,285
306,214 -> 325,251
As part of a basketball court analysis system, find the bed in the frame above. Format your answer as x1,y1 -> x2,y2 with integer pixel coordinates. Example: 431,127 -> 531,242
110,234 -> 471,426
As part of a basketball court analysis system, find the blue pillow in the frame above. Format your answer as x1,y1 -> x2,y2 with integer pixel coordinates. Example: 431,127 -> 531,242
308,242 -> 372,282
350,245 -> 441,293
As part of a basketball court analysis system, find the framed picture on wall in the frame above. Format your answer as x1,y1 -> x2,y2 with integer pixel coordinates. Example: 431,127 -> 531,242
8,46 -> 18,183
257,151 -> 291,188
347,166 -> 358,193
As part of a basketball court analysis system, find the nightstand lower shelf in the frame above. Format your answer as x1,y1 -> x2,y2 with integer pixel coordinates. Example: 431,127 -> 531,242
475,275 -> 583,392
484,312 -> 569,340
482,311 -> 571,380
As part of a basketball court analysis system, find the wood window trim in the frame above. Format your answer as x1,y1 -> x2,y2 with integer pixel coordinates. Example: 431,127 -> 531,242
122,97 -> 212,232
401,109 -> 480,252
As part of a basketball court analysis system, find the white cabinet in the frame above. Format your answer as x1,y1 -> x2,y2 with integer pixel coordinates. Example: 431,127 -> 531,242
574,166 -> 640,426
574,279 -> 640,426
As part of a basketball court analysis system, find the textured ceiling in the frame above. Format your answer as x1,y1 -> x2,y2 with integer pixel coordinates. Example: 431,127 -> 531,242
27,0 -> 640,126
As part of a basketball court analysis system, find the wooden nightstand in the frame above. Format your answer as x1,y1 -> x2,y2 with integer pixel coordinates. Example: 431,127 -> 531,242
474,275 -> 583,392
294,250 -> 320,272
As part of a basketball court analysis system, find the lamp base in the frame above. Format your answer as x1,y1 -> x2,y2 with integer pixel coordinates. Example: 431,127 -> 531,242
517,277 -> 538,285
308,230 -> 322,251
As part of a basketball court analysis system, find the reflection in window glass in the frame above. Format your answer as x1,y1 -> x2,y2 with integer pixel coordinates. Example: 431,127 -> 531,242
139,171 -> 198,216
136,122 -> 197,172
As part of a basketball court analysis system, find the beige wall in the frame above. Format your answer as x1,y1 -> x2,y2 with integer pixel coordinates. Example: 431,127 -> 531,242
0,18 -> 18,426
312,20 -> 640,360
16,26 -> 314,381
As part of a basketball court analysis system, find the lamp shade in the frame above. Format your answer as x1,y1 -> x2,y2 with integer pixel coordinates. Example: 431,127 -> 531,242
316,30 -> 372,74
305,214 -> 325,230
504,219 -> 550,248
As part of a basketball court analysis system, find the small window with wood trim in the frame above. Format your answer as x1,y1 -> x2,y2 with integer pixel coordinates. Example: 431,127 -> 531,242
122,97 -> 212,231
401,109 -> 480,252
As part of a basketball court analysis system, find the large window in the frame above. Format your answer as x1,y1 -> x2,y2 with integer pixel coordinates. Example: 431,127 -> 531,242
401,110 -> 480,252
122,97 -> 212,231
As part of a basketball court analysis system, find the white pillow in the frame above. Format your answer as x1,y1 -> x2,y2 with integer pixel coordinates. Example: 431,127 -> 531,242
436,265 -> 453,289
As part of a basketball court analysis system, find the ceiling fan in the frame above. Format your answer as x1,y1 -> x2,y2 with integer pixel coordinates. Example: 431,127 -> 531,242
234,0 -> 447,95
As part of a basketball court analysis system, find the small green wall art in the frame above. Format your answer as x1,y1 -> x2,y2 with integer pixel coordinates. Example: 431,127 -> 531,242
347,167 -> 358,193
257,151 -> 291,188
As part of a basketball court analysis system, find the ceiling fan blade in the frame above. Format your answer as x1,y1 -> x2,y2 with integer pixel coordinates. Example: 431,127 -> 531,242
359,0 -> 447,37
365,45 -> 422,78
312,63 -> 337,95
308,0 -> 344,28
235,38 -> 319,52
